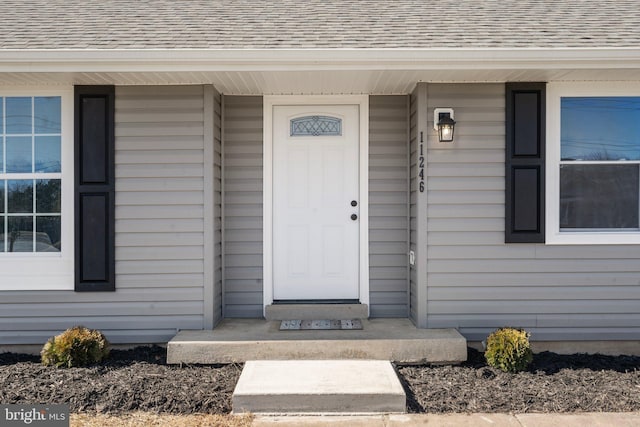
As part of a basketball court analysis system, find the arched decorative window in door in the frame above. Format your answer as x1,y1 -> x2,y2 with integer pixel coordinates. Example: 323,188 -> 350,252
290,115 -> 342,136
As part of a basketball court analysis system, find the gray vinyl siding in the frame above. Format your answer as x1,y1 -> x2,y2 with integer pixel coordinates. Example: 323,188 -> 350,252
213,89 -> 223,323
426,83 -> 640,341
223,96 -> 264,317
0,85 -> 208,344
409,90 -> 419,323
368,96 -> 409,317
222,96 -> 410,318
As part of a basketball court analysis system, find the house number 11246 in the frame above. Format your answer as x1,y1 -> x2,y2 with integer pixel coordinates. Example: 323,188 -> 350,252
419,132 -> 425,192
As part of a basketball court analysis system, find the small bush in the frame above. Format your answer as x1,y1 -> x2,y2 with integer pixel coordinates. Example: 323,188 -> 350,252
41,326 -> 110,368
484,327 -> 533,373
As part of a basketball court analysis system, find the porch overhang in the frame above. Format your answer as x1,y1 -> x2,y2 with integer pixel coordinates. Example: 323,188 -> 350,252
0,48 -> 639,93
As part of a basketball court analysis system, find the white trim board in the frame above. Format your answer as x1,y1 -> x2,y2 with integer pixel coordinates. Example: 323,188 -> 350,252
1,48 -> 640,71
263,95 -> 370,314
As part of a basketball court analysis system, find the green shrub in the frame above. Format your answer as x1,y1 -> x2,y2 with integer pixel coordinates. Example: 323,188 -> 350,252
484,327 -> 533,373
41,326 -> 110,368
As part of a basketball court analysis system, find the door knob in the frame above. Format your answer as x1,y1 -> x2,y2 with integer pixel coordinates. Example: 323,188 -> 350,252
351,200 -> 358,207
351,214 -> 358,221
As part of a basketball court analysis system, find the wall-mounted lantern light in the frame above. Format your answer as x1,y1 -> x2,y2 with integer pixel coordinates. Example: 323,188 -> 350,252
434,108 -> 456,143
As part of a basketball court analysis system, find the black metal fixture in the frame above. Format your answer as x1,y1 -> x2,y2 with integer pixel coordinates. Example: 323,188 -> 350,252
434,108 -> 456,143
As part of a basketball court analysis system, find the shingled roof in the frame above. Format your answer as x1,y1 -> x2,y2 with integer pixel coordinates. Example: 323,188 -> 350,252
1,0 -> 639,50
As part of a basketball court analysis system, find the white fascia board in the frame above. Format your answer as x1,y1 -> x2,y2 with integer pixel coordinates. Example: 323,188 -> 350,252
0,48 -> 639,72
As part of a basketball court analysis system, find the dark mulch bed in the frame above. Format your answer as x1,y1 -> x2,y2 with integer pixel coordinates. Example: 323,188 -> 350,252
398,348 -> 640,413
0,346 -> 241,414
1,346 -> 639,414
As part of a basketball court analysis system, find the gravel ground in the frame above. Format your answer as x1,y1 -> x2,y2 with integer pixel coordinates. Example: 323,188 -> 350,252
1,346 -> 639,414
70,413 -> 253,427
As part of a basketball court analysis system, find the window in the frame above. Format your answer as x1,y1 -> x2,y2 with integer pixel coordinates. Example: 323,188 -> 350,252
1,96 -> 62,252
290,115 -> 342,136
547,83 -> 640,244
0,88 -> 73,289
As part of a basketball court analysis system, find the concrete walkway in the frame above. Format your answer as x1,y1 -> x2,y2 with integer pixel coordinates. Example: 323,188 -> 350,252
233,360 -> 406,413
252,413 -> 640,426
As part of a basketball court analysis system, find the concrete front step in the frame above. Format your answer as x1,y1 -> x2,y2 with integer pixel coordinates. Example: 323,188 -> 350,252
167,318 -> 467,364
232,360 -> 406,414
264,303 -> 368,321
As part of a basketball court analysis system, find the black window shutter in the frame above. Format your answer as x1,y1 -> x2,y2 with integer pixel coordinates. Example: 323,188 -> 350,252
74,86 -> 115,291
505,83 -> 546,243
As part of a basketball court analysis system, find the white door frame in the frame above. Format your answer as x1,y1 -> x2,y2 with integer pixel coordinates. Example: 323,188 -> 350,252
263,95 -> 369,315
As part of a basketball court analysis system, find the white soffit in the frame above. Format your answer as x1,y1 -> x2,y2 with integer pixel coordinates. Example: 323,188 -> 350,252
0,48 -> 638,94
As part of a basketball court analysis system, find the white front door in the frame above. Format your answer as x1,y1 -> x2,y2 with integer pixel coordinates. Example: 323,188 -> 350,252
273,105 -> 360,300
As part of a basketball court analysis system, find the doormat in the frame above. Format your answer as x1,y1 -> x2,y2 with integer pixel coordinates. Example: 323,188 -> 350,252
280,319 -> 363,330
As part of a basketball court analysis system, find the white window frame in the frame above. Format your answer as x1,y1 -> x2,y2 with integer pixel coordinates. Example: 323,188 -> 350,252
546,82 -> 640,245
0,87 -> 74,289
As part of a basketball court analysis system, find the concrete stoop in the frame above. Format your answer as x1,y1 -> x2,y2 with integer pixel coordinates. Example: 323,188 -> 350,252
232,360 -> 406,414
167,318 -> 467,364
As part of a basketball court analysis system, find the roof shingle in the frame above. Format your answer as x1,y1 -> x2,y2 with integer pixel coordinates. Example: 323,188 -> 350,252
1,0 -> 639,50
